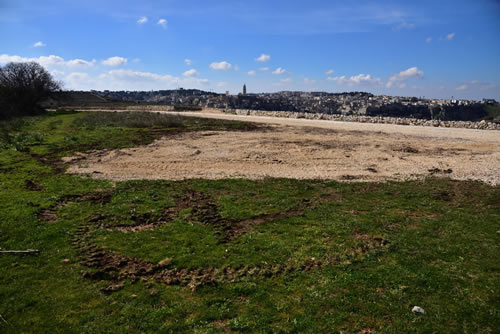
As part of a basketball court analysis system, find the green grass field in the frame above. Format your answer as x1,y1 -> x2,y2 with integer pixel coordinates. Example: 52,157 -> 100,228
0,111 -> 498,333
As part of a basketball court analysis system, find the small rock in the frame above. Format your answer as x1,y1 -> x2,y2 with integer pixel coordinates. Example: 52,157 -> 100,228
101,281 -> 124,293
61,258 -> 70,263
158,257 -> 172,267
130,294 -> 137,298
149,289 -> 159,296
412,306 -> 425,314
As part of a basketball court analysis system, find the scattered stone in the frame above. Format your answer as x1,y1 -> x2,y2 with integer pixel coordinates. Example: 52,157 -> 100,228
227,109 -> 500,131
158,257 -> 172,267
130,294 -> 137,298
61,258 -> 70,263
341,175 -> 360,180
101,281 -> 124,293
24,179 -> 44,191
39,209 -> 58,223
428,168 -> 453,175
412,306 -> 425,314
399,146 -> 419,154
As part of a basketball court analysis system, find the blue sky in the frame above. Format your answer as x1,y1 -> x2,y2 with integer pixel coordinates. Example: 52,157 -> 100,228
1,0 -> 499,99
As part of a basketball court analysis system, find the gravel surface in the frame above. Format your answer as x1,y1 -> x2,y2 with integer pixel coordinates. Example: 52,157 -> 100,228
65,111 -> 500,185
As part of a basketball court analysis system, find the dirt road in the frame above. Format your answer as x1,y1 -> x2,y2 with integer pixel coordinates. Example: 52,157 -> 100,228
66,111 -> 500,185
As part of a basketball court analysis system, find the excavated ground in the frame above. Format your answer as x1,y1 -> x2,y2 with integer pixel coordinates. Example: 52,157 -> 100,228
65,118 -> 500,185
45,189 -> 382,292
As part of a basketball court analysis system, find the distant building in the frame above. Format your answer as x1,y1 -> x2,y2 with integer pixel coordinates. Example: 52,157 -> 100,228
225,91 -> 229,96
483,98 -> 497,105
243,84 -> 247,96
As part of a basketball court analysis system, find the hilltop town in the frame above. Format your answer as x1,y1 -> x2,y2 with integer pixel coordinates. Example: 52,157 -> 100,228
91,88 -> 498,122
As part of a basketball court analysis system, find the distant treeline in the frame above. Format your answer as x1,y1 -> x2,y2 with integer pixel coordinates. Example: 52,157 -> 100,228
366,103 -> 488,121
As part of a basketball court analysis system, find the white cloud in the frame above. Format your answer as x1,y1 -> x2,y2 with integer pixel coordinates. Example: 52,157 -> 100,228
137,16 -> 148,24
63,72 -> 96,90
0,54 -> 96,68
184,58 -> 192,66
209,61 -> 232,71
101,56 -> 128,66
455,81 -> 496,91
234,65 -> 240,71
94,69 -> 209,90
248,70 -> 256,76
35,55 -> 66,66
0,54 -> 62,66
328,74 -> 383,86
216,82 -> 228,87
480,83 -> 497,90
386,67 -> 424,88
280,78 -> 293,83
66,72 -> 90,81
255,54 -> 270,62
425,37 -> 432,43
181,77 -> 210,87
325,69 -> 334,75
304,78 -> 316,85
445,32 -> 455,40
157,18 -> 167,29
66,59 -> 96,67
259,67 -> 269,71
183,69 -> 199,77
33,41 -> 45,47
394,21 -> 415,30
272,67 -> 287,75
105,69 -> 176,82
49,70 -> 65,79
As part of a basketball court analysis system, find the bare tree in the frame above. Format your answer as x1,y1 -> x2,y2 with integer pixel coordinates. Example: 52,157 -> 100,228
0,62 -> 61,119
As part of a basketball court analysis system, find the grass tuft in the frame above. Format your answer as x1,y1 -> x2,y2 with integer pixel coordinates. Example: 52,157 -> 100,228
75,111 -> 186,128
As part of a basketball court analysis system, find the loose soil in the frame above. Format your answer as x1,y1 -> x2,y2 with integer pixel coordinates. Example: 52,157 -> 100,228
67,188 -> 356,291
65,113 -> 500,185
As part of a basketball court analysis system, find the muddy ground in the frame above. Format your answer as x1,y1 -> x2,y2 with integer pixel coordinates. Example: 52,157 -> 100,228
65,112 -> 500,185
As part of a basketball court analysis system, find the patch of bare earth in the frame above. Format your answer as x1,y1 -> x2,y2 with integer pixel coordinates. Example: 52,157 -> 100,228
65,121 -> 500,185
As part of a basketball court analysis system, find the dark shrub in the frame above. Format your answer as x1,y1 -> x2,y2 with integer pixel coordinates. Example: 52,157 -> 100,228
0,62 -> 61,119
